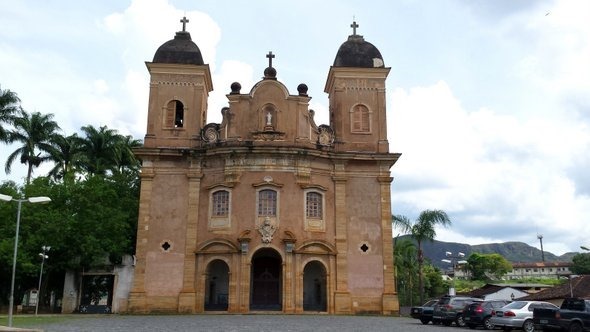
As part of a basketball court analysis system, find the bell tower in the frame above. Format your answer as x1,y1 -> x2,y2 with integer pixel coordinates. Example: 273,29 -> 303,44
325,21 -> 390,153
144,16 -> 213,149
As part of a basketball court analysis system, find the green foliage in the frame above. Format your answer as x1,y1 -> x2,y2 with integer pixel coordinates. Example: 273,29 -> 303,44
571,253 -> 590,274
0,174 -> 139,305
393,210 -> 452,303
466,252 -> 512,280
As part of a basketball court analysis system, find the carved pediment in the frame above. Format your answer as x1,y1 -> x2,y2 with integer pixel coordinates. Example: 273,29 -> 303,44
295,240 -> 337,255
196,238 -> 239,254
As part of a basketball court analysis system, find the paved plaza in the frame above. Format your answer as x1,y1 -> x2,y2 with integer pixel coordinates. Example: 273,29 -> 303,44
3,314 -> 467,332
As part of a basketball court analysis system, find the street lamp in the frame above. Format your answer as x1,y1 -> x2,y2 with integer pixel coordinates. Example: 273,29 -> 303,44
35,245 -> 50,316
0,194 -> 51,327
441,251 -> 468,296
581,246 -> 590,251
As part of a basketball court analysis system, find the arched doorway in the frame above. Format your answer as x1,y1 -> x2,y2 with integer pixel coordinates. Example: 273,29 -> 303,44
303,261 -> 327,311
204,259 -> 229,311
250,248 -> 282,310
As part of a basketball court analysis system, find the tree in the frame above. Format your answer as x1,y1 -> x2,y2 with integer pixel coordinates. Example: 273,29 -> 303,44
393,210 -> 452,303
76,125 -> 140,176
4,109 -> 60,184
571,253 -> 590,274
47,133 -> 83,180
0,86 -> 21,142
394,238 -> 418,306
466,252 -> 512,280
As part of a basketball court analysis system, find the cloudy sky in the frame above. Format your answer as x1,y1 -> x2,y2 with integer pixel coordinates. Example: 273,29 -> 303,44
1,0 -> 589,255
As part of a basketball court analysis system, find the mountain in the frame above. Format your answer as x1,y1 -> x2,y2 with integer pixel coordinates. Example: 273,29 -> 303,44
395,235 -> 578,270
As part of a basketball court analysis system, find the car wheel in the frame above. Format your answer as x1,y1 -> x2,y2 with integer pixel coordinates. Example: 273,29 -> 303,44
456,315 -> 466,327
523,320 -> 534,332
468,323 -> 476,329
420,318 -> 430,325
569,322 -> 583,332
483,317 -> 495,330
443,320 -> 452,326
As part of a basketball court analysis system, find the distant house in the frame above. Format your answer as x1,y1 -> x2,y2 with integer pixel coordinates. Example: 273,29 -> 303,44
522,275 -> 590,306
505,262 -> 572,280
465,283 -> 552,301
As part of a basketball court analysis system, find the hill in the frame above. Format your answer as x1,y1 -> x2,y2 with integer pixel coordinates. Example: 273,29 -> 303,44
395,235 -> 578,270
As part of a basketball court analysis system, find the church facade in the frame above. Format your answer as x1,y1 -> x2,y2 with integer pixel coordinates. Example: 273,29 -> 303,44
127,18 -> 401,315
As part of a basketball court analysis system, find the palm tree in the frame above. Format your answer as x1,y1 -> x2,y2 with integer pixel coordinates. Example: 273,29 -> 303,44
77,125 -> 121,176
48,133 -> 83,180
0,86 -> 21,142
394,238 -> 418,306
393,209 -> 451,303
112,134 -> 141,174
5,109 -> 60,184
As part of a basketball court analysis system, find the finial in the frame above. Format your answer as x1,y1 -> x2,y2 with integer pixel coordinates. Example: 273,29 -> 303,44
180,16 -> 189,32
350,20 -> 359,36
266,51 -> 275,68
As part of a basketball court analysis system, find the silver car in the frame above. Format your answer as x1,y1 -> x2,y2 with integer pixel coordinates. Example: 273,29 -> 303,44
490,300 -> 558,332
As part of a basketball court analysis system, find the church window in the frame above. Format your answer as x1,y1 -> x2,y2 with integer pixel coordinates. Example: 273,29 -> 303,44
306,192 -> 323,218
258,189 -> 277,216
212,190 -> 229,217
165,100 -> 184,128
351,104 -> 370,133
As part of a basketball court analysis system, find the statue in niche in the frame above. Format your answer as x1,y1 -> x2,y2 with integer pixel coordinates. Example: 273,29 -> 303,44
266,112 -> 272,126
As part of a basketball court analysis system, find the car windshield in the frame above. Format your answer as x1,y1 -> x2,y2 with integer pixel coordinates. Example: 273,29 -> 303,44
438,297 -> 451,305
503,301 -> 526,309
425,300 -> 438,306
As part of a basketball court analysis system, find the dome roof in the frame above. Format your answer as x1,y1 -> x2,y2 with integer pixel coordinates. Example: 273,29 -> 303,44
333,35 -> 384,68
153,31 -> 204,65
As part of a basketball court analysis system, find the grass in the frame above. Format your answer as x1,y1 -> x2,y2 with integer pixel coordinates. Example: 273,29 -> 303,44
0,314 -> 84,328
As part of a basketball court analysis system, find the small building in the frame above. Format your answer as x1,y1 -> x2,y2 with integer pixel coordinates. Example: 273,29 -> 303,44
465,283 -> 551,301
505,262 -> 572,280
522,275 -> 590,306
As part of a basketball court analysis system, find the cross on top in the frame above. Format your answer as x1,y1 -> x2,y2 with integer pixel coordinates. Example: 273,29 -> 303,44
350,21 -> 359,35
180,16 -> 189,32
266,51 -> 275,67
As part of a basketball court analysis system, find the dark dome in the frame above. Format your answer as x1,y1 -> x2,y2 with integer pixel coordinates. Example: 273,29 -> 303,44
333,35 -> 384,68
153,31 -> 204,65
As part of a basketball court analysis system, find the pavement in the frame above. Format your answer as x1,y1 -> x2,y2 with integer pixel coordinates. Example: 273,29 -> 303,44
1,314 -> 467,332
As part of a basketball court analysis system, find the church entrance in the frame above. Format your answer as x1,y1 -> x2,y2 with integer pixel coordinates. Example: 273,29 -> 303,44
303,261 -> 327,311
250,248 -> 282,311
204,260 -> 229,311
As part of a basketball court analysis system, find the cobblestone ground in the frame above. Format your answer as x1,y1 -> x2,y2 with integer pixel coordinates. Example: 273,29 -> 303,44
31,315 -> 467,332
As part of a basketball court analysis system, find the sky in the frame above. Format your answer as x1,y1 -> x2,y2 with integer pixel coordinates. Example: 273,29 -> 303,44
1,0 -> 589,256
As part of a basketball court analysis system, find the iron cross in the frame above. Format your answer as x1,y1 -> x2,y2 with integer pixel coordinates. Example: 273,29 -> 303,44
180,16 -> 189,32
351,21 -> 359,35
266,51 -> 275,67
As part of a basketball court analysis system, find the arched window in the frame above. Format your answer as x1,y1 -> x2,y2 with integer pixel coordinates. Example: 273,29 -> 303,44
212,190 -> 229,217
166,100 -> 184,128
351,104 -> 370,133
306,192 -> 323,219
258,189 -> 277,217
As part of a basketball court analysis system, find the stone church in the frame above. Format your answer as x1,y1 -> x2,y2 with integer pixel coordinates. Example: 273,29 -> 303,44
127,17 -> 401,315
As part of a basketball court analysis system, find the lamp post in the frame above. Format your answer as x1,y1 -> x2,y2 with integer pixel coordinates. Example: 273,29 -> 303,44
441,251 -> 468,296
35,245 -> 50,316
0,194 -> 51,327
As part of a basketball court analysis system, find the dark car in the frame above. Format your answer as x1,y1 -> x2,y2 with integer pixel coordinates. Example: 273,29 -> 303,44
432,295 -> 482,327
463,300 -> 511,330
411,299 -> 439,325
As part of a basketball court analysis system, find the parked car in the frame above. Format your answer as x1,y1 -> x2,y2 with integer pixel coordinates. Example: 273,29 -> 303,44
432,295 -> 482,327
464,299 -> 511,330
411,299 -> 439,325
533,297 -> 590,332
490,300 -> 559,332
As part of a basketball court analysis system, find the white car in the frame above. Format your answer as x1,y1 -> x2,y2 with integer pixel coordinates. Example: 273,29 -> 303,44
490,300 -> 559,332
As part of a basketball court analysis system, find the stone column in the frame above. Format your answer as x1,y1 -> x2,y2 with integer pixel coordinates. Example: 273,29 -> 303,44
332,161 -> 351,313
178,168 -> 203,313
378,174 -> 399,315
128,168 -> 154,313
